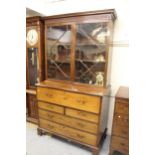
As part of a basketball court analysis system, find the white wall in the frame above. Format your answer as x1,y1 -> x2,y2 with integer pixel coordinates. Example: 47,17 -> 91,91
26,0 -> 129,135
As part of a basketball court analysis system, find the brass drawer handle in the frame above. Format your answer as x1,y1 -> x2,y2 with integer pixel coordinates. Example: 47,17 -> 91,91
47,114 -> 54,119
63,97 -> 67,100
48,105 -> 54,109
77,122 -> 85,128
76,133 -> 84,139
78,111 -> 86,116
122,130 -> 127,134
45,93 -> 53,98
77,99 -> 85,105
47,124 -> 54,129
120,142 -> 125,146
118,115 -> 121,118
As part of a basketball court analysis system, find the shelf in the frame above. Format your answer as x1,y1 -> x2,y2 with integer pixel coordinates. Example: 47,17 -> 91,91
77,43 -> 105,46
47,39 -> 71,45
76,59 -> 105,63
48,59 -> 70,64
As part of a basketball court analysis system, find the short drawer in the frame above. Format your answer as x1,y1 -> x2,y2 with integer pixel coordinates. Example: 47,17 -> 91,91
115,101 -> 129,114
39,109 -> 98,134
112,124 -> 129,138
111,136 -> 129,154
39,118 -> 97,146
37,87 -> 101,114
113,113 -> 129,127
38,101 -> 64,114
66,108 -> 99,123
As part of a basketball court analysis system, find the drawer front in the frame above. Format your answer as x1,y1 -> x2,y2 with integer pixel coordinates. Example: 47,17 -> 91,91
39,109 -> 98,134
115,101 -> 129,114
112,124 -> 129,138
38,101 -> 64,114
66,108 -> 99,123
111,136 -> 129,154
37,87 -> 100,114
39,118 -> 97,146
113,113 -> 129,127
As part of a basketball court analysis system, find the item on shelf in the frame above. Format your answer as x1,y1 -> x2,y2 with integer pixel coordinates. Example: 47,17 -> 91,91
92,27 -> 107,43
49,46 -> 59,61
89,80 -> 93,84
94,53 -> 105,62
76,49 -> 84,59
95,72 -> 104,86
57,45 -> 69,61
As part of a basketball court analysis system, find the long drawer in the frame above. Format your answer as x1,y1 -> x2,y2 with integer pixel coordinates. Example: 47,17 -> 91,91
38,109 -> 98,134
37,87 -> 100,114
39,118 -> 97,146
111,136 -> 129,154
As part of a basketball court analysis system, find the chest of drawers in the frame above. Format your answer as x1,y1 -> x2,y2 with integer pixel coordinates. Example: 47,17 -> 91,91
36,80 -> 110,155
109,87 -> 129,155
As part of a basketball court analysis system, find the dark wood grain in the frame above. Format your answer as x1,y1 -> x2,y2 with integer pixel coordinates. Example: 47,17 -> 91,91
26,16 -> 45,124
109,87 -> 129,155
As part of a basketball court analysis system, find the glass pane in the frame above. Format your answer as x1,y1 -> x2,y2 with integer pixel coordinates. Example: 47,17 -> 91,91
47,25 -> 71,80
75,22 -> 108,86
28,48 -> 38,87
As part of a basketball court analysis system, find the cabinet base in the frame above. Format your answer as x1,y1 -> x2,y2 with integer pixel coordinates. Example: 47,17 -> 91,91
37,127 -> 107,155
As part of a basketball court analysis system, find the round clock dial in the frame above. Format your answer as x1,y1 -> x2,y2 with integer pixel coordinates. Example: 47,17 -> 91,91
26,29 -> 38,46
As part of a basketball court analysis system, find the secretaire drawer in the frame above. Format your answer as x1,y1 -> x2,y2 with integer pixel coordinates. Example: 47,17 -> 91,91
39,118 -> 97,146
38,101 -> 64,114
66,108 -> 99,123
37,87 -> 101,114
115,101 -> 129,114
111,136 -> 129,154
39,109 -> 98,134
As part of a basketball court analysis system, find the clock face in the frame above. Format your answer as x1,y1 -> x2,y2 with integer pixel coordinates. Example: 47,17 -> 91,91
26,29 -> 38,46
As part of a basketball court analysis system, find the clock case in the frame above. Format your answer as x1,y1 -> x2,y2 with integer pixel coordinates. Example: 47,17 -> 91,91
26,16 -> 45,124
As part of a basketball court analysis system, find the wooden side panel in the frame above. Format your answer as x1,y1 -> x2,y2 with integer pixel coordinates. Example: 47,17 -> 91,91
97,95 -> 109,145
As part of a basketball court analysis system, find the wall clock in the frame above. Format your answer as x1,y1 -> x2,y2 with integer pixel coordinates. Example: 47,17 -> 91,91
26,29 -> 38,46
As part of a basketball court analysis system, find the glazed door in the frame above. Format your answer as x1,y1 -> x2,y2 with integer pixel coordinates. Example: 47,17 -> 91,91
75,22 -> 109,86
46,24 -> 72,81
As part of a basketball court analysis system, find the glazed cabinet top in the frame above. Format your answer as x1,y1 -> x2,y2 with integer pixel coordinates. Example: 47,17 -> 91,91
43,9 -> 116,87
